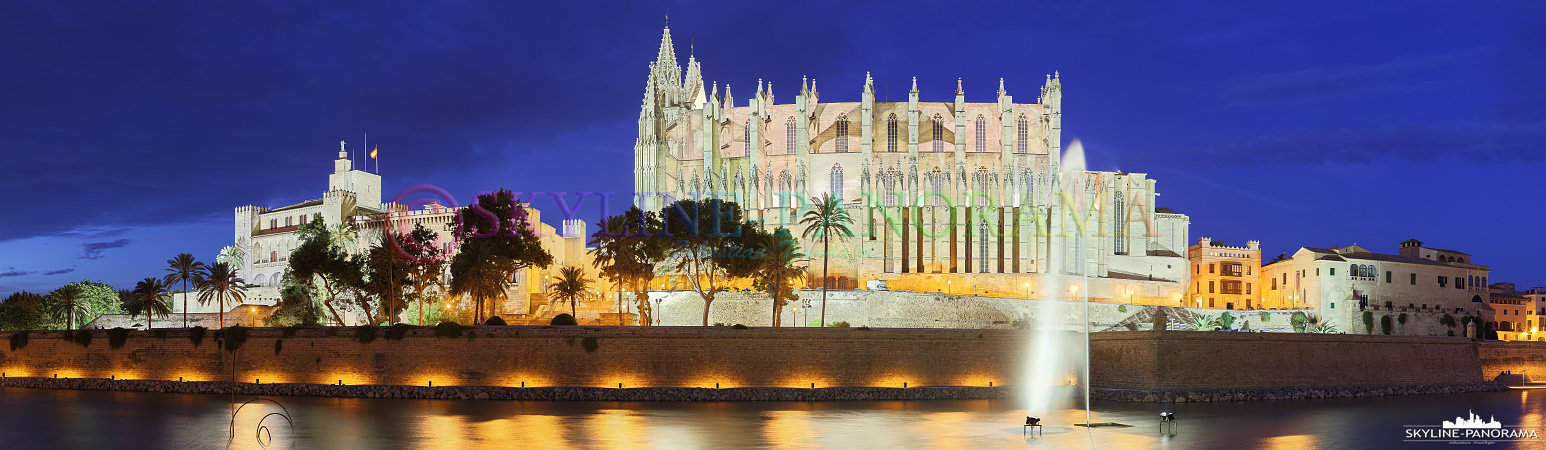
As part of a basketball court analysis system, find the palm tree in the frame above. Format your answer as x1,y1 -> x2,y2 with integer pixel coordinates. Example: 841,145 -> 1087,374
164,253 -> 207,328
197,262 -> 247,329
129,277 -> 174,330
798,192 -> 853,327
216,246 -> 245,269
44,284 -> 90,330
549,266 -> 591,317
755,229 -> 807,327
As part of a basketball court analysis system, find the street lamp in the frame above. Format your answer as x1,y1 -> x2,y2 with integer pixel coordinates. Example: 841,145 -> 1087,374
947,280 -> 952,295
1024,283 -> 1031,299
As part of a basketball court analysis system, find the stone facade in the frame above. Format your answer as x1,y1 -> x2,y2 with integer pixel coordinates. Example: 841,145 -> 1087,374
633,26 -> 1190,304
1185,237 -> 1262,310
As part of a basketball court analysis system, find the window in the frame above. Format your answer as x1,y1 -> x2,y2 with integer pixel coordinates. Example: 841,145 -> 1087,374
1209,264 -> 1215,274
744,120 -> 751,154
835,114 -> 849,153
786,117 -> 797,154
299,215 -> 307,225
285,216 -> 292,227
1221,280 -> 1240,295
1349,264 -> 1356,277
1221,262 -> 1242,277
1271,278 -> 1277,290
1209,281 -> 1215,294
1411,273 -> 1417,285
778,172 -> 791,208
1016,115 -> 1028,153
1246,282 -> 1252,295
1330,268 -> 1335,276
974,115 -> 986,152
1247,266 -> 1252,276
887,114 -> 898,152
269,219 -> 277,229
979,223 -> 989,273
931,114 -> 944,152
1438,276 -> 1447,287
1195,264 -> 1199,274
1386,271 -> 1392,283
830,164 -> 844,202
1458,277 -> 1466,289
270,251 -> 277,262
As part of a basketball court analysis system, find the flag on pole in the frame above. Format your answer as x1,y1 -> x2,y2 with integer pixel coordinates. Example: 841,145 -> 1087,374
371,146 -> 378,159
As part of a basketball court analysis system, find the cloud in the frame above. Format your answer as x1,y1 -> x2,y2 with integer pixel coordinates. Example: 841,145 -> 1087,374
80,239 -> 131,260
0,270 -> 32,278
1223,52 -> 1474,106
1141,121 -> 1546,167
42,268 -> 76,276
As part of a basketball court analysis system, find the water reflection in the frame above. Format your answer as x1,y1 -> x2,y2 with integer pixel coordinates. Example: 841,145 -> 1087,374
0,388 -> 1542,449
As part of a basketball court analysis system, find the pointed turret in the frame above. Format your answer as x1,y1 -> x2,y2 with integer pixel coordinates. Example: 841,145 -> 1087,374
723,84 -> 733,110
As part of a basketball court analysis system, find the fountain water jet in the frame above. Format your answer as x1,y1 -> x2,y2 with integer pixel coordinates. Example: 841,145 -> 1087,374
1021,139 -> 1093,425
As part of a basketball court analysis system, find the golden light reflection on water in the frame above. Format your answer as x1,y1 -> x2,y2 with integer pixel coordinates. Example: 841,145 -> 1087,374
417,415 -> 474,448
1262,434 -> 1317,450
761,409 -> 814,449
586,409 -> 650,450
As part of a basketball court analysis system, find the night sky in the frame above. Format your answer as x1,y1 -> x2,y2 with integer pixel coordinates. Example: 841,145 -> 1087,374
3,1 -> 1544,298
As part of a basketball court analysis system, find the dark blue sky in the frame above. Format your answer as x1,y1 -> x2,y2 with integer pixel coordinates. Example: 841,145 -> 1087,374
3,1 -> 1544,297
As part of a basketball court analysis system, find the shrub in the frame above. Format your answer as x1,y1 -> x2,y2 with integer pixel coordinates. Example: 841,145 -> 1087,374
107,327 -> 130,349
484,316 -> 507,326
273,339 -> 283,355
582,336 -> 600,353
828,321 -> 850,328
713,322 -> 726,327
434,322 -> 465,338
1440,314 -> 1456,328
1259,311 -> 1270,322
1290,312 -> 1309,333
1123,322 -> 1139,331
385,323 -> 416,340
550,314 -> 578,326
1363,311 -> 1375,334
189,327 -> 206,347
1218,312 -> 1235,330
856,326 -> 871,330
354,325 -> 378,344
221,325 -> 249,351
1240,320 -> 1252,331
1380,315 -> 1393,335
731,324 -> 748,330
1189,315 -> 1218,331
8,331 -> 28,351
1118,305 -> 1127,313
1398,313 -> 1407,326
1448,330 -> 1455,336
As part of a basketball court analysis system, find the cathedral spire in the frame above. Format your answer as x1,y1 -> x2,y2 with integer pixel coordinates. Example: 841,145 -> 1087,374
911,76 -> 918,93
656,26 -> 678,70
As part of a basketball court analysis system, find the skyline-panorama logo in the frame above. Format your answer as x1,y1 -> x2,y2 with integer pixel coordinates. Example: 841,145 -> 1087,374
1405,410 -> 1540,444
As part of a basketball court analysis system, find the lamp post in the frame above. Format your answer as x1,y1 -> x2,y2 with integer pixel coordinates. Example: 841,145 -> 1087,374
1024,283 -> 1031,299
947,280 -> 952,295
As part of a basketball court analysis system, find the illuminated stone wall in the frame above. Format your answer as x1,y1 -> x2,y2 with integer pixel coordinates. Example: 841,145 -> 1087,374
1091,331 -> 1486,390
0,327 -> 1020,389
1477,341 -> 1546,380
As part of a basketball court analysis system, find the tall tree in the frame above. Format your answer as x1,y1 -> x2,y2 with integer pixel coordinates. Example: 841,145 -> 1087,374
196,262 -> 247,328
393,223 -> 448,326
363,240 -> 413,325
0,291 -> 45,330
216,246 -> 245,270
164,253 -> 207,327
43,284 -> 89,330
289,218 -> 366,325
754,228 -> 807,327
589,208 -> 668,326
129,277 -> 173,329
548,265 -> 591,317
449,190 -> 553,324
660,198 -> 759,326
799,192 -> 853,327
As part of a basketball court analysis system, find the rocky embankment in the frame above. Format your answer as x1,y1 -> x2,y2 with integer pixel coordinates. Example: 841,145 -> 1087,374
0,377 -> 1008,401
1092,382 -> 1510,403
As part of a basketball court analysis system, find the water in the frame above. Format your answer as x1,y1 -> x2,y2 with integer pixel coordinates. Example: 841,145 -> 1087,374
2,387 -> 1540,449
1023,139 -> 1092,419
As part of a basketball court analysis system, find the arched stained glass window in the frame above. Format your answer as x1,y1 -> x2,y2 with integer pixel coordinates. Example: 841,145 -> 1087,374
887,113 -> 898,152
830,164 -> 845,202
974,115 -> 986,152
1017,115 -> 1029,153
786,117 -> 797,154
835,114 -> 849,153
931,114 -> 944,152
